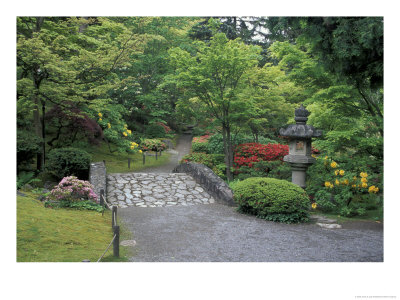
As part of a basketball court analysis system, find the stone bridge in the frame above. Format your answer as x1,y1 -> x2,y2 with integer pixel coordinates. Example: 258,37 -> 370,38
106,172 -> 215,208
90,161 -> 234,208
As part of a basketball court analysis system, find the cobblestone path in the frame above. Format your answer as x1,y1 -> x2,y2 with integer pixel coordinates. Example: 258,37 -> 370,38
107,172 -> 215,208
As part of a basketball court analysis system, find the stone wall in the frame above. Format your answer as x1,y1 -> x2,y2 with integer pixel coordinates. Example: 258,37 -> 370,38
173,162 -> 235,206
89,161 -> 107,201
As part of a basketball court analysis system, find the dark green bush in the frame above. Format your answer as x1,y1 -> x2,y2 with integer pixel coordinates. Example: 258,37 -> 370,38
232,177 -> 310,223
17,130 -> 42,167
192,141 -> 209,153
211,154 -> 225,165
145,123 -> 166,138
236,160 -> 291,181
46,148 -> 91,180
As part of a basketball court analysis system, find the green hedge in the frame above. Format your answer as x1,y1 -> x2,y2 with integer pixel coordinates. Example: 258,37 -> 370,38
46,147 -> 91,180
232,177 -> 310,223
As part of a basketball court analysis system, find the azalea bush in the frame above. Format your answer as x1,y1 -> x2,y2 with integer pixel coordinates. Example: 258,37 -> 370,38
96,106 -> 141,154
140,138 -> 167,152
46,176 -> 98,204
234,143 -> 288,168
192,135 -> 211,153
207,133 -> 277,154
306,154 -> 383,218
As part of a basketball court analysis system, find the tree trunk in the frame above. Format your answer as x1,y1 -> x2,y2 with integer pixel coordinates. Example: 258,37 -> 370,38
222,124 -> 234,181
33,92 -> 43,170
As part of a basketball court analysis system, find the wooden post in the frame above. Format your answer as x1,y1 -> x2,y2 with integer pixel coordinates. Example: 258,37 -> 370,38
113,225 -> 120,257
156,151 -> 158,160
100,189 -> 104,206
128,158 -> 131,169
103,160 -> 106,166
143,153 -> 145,165
159,151 -> 162,156
112,206 -> 117,227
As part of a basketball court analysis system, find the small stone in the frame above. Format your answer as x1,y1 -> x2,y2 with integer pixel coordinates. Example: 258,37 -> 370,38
316,223 -> 342,229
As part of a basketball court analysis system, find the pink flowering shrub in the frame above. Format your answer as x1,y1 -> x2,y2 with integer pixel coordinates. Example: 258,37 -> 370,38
47,176 -> 98,203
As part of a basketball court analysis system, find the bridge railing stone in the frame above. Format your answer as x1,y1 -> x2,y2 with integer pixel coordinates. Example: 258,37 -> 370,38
173,162 -> 235,206
89,161 -> 107,202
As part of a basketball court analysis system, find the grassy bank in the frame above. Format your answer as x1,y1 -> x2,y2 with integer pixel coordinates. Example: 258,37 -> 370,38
87,141 -> 171,174
17,191 -> 130,262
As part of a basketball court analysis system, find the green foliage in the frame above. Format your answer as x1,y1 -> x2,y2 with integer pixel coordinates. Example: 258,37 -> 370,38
232,177 -> 310,223
192,141 -> 209,153
207,133 -> 277,154
45,200 -> 104,213
236,160 -> 291,181
17,172 -> 41,189
306,155 -> 382,218
139,138 -> 167,152
180,153 -> 214,169
46,148 -> 91,180
17,131 -> 42,168
145,123 -> 166,138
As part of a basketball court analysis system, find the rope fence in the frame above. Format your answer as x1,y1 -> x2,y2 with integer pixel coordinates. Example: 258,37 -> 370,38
84,189 -> 120,262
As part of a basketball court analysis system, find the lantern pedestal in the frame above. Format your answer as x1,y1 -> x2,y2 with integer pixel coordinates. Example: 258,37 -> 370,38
279,104 -> 322,189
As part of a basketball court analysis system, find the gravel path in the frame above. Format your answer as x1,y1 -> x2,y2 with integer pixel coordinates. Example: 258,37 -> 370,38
116,133 -> 383,262
119,204 -> 383,262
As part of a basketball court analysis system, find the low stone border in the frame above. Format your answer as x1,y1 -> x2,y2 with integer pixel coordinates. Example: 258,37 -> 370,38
173,162 -> 235,206
89,161 -> 107,201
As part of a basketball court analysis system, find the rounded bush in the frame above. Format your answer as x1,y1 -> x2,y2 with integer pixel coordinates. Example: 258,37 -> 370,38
145,123 -> 166,138
17,130 -> 42,167
46,147 -> 91,180
232,177 -> 310,223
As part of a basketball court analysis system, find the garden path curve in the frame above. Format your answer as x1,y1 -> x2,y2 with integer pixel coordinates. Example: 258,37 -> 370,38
108,134 -> 383,262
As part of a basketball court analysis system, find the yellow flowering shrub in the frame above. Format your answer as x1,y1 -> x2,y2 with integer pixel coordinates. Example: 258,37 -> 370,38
368,186 -> 379,193
330,161 -> 338,168
361,182 -> 368,188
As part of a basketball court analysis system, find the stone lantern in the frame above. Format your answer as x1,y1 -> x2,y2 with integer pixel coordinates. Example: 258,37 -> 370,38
279,104 -> 322,189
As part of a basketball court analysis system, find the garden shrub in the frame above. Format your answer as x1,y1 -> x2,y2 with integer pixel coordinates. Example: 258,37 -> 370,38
17,171 -> 41,189
306,154 -> 382,218
232,177 -> 310,223
46,147 -> 91,180
211,154 -> 225,165
156,122 -> 172,134
236,160 -> 291,181
17,130 -> 42,168
180,152 -> 214,169
192,135 -> 210,153
140,138 -> 167,152
145,123 -> 166,138
45,176 -> 103,211
207,134 -> 278,154
234,143 -> 288,168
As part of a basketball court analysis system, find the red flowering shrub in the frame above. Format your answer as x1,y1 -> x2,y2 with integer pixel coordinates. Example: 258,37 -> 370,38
192,135 -> 211,153
156,122 -> 172,134
234,143 -> 289,169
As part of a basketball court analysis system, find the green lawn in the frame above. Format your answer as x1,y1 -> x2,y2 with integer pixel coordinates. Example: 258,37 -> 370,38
17,191 -> 131,262
87,141 -> 171,174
